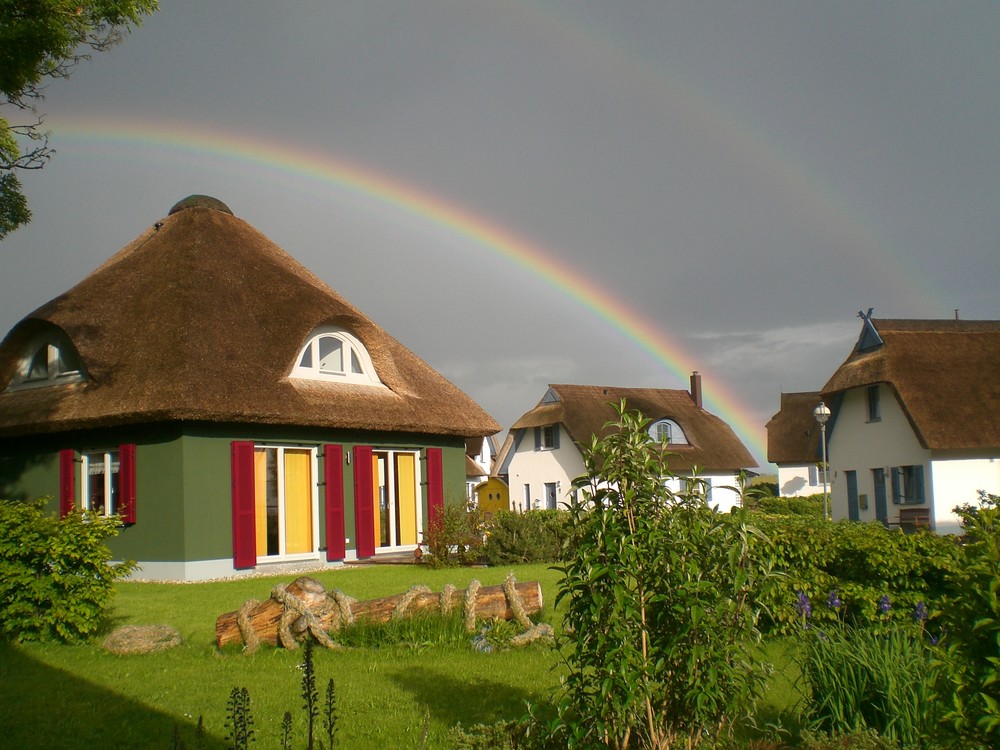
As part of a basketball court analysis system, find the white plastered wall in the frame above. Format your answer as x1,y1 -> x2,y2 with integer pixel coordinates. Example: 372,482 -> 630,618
505,426 -> 586,510
827,385 -> 929,524
928,456 -> 1000,535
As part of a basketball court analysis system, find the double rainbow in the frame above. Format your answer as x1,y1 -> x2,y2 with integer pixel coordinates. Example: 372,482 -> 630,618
50,116 -> 769,464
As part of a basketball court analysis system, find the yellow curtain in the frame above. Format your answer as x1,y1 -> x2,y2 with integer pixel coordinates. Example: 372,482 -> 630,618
372,454 -> 382,546
284,449 -> 313,554
253,449 -> 268,557
396,454 -> 417,545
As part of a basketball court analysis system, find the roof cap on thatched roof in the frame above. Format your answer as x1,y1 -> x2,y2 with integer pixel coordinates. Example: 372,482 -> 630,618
169,195 -> 233,216
821,315 -> 1000,450
508,382 -> 756,471
0,198 -> 499,439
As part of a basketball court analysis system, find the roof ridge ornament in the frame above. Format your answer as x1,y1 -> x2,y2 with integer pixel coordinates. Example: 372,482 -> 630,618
856,307 -> 884,353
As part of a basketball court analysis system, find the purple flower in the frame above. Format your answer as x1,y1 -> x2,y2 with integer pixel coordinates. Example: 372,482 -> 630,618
796,590 -> 812,618
913,601 -> 928,623
879,594 -> 892,614
826,590 -> 842,610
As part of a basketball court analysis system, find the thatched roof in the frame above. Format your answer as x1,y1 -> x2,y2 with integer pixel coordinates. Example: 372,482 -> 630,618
821,318 -> 1000,450
0,197 -> 499,439
509,384 -> 756,471
765,391 -> 823,464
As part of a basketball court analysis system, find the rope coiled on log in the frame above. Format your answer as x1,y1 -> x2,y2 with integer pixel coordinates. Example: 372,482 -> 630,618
232,574 -> 550,652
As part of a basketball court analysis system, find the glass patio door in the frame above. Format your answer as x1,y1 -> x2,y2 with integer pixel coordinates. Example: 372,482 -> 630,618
371,450 -> 419,549
253,446 -> 316,559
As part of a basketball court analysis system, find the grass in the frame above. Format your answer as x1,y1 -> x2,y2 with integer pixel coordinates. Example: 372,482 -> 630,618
0,563 -> 566,750
0,563 -> 812,749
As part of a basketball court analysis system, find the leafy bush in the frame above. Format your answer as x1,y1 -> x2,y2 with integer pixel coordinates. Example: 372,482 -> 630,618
753,493 -> 824,517
548,403 -> 774,748
422,501 -> 485,567
0,498 -> 135,642
483,510 -> 569,565
934,492 -> 1000,747
752,515 -> 959,635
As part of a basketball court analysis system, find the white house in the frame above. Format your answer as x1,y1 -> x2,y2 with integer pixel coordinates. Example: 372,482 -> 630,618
821,311 -> 1000,535
465,434 -> 499,500
766,391 -> 829,498
495,374 -> 757,513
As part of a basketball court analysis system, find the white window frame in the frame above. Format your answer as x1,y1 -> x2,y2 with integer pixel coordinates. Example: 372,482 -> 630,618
255,444 -> 321,563
9,340 -> 85,390
291,326 -> 383,386
81,450 -> 120,518
649,419 -> 688,445
371,448 -> 423,550
808,464 -> 831,487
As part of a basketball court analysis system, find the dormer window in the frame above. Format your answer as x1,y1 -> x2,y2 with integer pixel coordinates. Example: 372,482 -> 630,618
9,333 -> 86,390
650,419 -> 688,445
291,326 -> 381,385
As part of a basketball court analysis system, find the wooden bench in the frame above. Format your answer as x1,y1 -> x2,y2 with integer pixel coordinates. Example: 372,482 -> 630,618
896,507 -> 931,529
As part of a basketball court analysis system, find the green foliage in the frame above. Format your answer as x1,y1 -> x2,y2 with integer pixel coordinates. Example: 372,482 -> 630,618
752,514 -> 959,635
934,492 -> 1000,747
0,0 -> 158,237
448,719 -> 547,750
0,171 -> 30,238
549,402 -> 774,748
482,510 -> 569,565
796,601 -> 941,747
798,728 -> 905,749
0,498 -> 135,642
752,493 -> 825,517
422,501 -> 486,567
470,617 -> 520,653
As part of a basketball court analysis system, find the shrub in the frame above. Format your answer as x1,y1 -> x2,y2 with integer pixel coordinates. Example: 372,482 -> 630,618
753,493 -> 824,517
548,403 -> 774,748
934,492 -> 1000,747
752,515 -> 959,635
483,510 -> 569,565
0,498 -> 135,642
422,501 -> 485,567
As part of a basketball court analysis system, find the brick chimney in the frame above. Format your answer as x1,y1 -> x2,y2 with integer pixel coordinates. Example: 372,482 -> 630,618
689,371 -> 703,408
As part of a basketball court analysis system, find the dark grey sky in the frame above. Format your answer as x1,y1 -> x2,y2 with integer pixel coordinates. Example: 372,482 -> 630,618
3,1 -> 999,467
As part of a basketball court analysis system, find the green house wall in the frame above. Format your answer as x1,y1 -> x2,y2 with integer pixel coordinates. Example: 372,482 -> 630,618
1,423 -> 469,579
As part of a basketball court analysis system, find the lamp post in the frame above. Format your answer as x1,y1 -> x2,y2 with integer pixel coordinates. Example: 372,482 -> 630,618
813,402 -> 831,520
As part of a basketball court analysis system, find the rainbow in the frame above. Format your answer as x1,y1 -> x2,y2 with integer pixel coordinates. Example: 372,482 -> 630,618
49,115 -> 769,463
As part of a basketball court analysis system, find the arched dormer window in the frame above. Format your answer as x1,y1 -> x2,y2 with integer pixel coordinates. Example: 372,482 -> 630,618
8,331 -> 86,390
649,419 -> 688,446
291,326 -> 382,385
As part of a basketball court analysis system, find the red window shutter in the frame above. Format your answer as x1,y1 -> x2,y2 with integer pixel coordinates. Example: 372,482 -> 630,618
118,444 -> 137,525
353,445 -> 375,559
324,444 -> 345,561
426,447 -> 444,530
58,449 -> 76,518
231,441 -> 257,569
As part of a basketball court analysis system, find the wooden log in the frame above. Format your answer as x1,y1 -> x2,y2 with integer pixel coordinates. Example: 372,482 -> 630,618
215,577 -> 543,649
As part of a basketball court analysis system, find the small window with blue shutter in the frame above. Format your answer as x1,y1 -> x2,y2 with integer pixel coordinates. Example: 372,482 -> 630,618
535,425 -> 558,450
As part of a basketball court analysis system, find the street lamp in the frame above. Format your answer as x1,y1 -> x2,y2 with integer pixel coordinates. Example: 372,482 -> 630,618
813,402 -> 831,520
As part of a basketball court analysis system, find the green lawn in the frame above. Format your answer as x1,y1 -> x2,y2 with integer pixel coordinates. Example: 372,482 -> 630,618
0,563 -> 801,749
0,564 -> 567,750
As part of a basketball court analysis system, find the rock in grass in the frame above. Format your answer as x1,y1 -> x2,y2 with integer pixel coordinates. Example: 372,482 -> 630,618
103,624 -> 182,654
